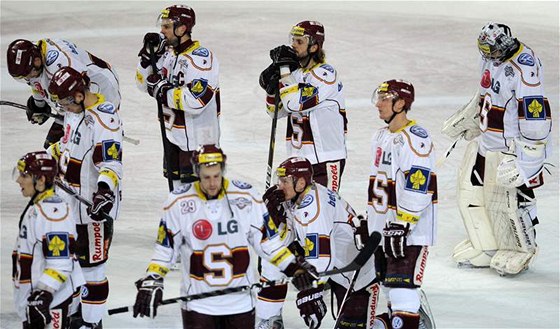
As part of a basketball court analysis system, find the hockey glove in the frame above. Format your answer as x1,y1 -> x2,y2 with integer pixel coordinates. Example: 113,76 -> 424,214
296,285 -> 327,329
26,96 -> 51,125
283,257 -> 319,291
263,185 -> 287,226
353,214 -> 369,250
497,152 -> 524,188
88,184 -> 115,222
269,45 -> 300,72
146,74 -> 173,104
133,274 -> 164,318
26,290 -> 53,329
259,64 -> 280,95
138,32 -> 166,68
383,222 -> 410,259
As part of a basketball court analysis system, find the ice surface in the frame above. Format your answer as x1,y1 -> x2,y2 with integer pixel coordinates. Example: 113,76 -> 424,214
1,1 -> 558,328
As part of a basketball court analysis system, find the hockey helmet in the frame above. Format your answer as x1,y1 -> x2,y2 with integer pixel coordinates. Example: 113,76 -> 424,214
290,21 -> 325,48
13,151 -> 58,184
48,66 -> 87,105
159,5 -> 196,33
477,22 -> 516,61
372,79 -> 415,111
276,157 -> 314,186
192,144 -> 227,175
6,39 -> 41,78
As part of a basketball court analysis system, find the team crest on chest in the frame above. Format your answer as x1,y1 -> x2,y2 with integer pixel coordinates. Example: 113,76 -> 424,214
230,197 -> 251,210
192,219 -> 213,240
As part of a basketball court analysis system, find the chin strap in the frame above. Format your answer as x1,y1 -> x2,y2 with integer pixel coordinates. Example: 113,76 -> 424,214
384,100 -> 406,124
19,191 -> 39,229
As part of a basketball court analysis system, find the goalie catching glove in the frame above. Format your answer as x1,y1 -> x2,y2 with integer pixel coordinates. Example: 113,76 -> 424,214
133,274 -> 163,318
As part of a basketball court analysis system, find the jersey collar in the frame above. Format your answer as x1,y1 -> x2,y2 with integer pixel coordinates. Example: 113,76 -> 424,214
193,178 -> 229,201
34,187 -> 55,204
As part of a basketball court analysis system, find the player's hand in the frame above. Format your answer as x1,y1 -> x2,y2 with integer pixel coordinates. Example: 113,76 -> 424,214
146,74 -> 172,104
138,32 -> 166,67
269,45 -> 299,72
26,96 -> 51,125
88,184 -> 115,222
283,257 -> 319,291
262,185 -> 286,226
296,285 -> 326,329
383,222 -> 410,258
353,215 -> 369,250
259,64 -> 280,95
133,275 -> 164,318
496,153 -> 524,188
26,290 -> 53,329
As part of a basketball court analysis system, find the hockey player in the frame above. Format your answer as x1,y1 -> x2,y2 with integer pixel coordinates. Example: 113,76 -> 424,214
442,22 -> 551,275
132,144 -> 300,328
47,66 -> 123,328
257,20 -> 348,327
262,157 -> 377,329
12,151 -> 85,329
136,4 -> 220,188
367,80 -> 438,329
6,38 -> 120,149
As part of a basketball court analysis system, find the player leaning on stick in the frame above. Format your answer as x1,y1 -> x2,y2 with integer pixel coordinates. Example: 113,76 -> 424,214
443,22 -> 552,276
11,151 -> 85,329
367,80 -> 438,329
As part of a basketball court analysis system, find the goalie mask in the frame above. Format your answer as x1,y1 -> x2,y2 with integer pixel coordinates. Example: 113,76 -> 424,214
12,151 -> 58,186
7,39 -> 41,79
192,144 -> 227,176
478,22 -> 517,62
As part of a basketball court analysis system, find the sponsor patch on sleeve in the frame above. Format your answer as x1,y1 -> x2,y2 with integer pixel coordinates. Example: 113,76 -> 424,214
304,233 -> 318,259
232,180 -> 252,189
45,232 -> 70,258
45,50 -> 59,66
518,53 -> 535,66
409,125 -> 428,138
192,47 -> 209,57
157,219 -> 172,248
298,194 -> 314,208
523,96 -> 545,120
97,103 -> 116,114
189,78 -> 209,99
102,140 -> 122,161
405,166 -> 431,194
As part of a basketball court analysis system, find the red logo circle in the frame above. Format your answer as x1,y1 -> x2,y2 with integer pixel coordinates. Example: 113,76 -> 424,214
192,219 -> 213,240
480,69 -> 491,88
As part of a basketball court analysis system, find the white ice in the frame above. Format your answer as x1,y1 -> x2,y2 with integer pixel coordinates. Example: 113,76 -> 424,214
1,1 -> 558,328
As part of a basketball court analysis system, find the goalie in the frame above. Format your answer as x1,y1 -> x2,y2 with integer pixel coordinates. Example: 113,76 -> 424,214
442,22 -> 552,276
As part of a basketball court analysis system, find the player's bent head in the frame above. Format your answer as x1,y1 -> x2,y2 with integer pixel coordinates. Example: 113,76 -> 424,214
13,151 -> 58,196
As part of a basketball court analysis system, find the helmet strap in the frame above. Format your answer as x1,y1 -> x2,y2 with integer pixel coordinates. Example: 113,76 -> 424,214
384,99 -> 405,124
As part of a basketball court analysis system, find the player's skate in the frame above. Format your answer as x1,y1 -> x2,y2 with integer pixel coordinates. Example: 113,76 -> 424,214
418,289 -> 436,329
256,315 -> 284,329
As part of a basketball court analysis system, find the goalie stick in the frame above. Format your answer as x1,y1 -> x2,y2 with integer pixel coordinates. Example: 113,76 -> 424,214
54,180 -> 113,222
0,100 -> 141,145
107,231 -> 382,316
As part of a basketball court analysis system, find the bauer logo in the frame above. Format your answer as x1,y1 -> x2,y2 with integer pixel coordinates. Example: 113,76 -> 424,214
405,166 -> 430,194
518,53 -> 535,66
46,50 -> 59,66
192,219 -> 213,240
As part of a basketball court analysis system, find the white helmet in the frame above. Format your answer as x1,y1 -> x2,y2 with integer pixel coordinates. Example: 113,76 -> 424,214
477,22 -> 516,62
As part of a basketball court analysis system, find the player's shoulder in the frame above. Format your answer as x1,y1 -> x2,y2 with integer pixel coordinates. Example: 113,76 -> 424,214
401,123 -> 433,156
227,179 -> 262,201
36,194 -> 70,222
40,39 -> 72,72
86,100 -> 121,130
309,62 -> 337,84
163,183 -> 197,208
507,44 -> 542,84
182,41 -> 215,70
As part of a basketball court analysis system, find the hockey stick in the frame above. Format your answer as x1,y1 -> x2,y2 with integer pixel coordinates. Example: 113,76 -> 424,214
107,231 -> 381,316
435,132 -> 465,168
54,180 -> 113,222
0,100 -> 140,145
148,47 -> 173,192
264,86 -> 281,189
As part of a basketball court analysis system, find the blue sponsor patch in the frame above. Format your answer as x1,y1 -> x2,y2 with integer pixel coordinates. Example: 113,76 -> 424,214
300,85 -> 318,104
232,180 -> 252,189
299,194 -> 314,208
523,96 -> 546,120
192,47 -> 209,57
189,78 -> 209,99
518,53 -> 535,66
410,125 -> 428,138
45,50 -> 59,66
45,232 -> 70,258
97,103 -> 116,114
172,183 -> 192,194
156,219 -> 172,247
102,140 -> 122,161
264,214 -> 278,238
405,166 -> 430,194
320,64 -> 335,73
304,233 -> 318,259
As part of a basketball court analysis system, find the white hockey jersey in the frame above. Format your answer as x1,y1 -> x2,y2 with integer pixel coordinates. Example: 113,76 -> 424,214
478,42 -> 552,187
266,62 -> 347,165
50,95 -> 123,225
145,179 -> 282,315
12,189 -> 85,322
366,121 -> 437,246
136,40 -> 220,151
19,38 -> 120,112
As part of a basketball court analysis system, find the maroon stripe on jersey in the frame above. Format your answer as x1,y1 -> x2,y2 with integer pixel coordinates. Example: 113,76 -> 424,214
189,247 -> 250,280
216,89 -> 221,117
11,251 -> 17,280
197,86 -> 215,106
172,108 -> 186,127
545,98 -> 552,119
301,94 -> 319,111
17,253 -> 33,283
92,143 -> 103,164
286,119 -> 293,140
367,176 -> 396,209
318,235 -> 331,257
429,173 -> 438,203
82,279 -> 109,304
340,108 -> 348,134
65,158 -> 82,186
257,282 -> 288,302
87,52 -> 110,69
487,106 -> 505,131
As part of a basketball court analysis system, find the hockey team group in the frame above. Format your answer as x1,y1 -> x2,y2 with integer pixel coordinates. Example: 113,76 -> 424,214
6,4 -> 551,329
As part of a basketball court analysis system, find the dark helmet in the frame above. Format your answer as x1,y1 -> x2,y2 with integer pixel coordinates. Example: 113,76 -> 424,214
6,39 -> 41,78
192,144 -> 227,175
276,157 -> 314,186
159,5 -> 196,33
373,79 -> 415,111
290,21 -> 325,48
478,22 -> 516,62
48,66 -> 87,104
14,151 -> 58,185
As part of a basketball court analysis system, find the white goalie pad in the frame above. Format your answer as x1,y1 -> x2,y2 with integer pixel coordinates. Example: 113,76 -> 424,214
441,91 -> 481,141
452,141 -> 496,267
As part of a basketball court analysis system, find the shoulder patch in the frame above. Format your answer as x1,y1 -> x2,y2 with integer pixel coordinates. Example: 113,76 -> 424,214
522,96 -> 546,120
320,64 -> 335,74
230,197 -> 252,210
409,125 -> 428,138
232,180 -> 252,189
45,50 -> 59,66
189,78 -> 209,99
303,233 -> 319,258
192,47 -> 209,57
45,232 -> 70,258
97,102 -> 116,114
518,53 -> 535,66
102,140 -> 122,161
405,166 -> 431,194
156,219 -> 173,248
300,84 -> 319,104
298,194 -> 314,208
172,183 -> 192,194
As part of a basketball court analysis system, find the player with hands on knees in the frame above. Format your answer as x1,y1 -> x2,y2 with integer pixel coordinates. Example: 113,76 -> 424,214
11,151 -> 85,329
